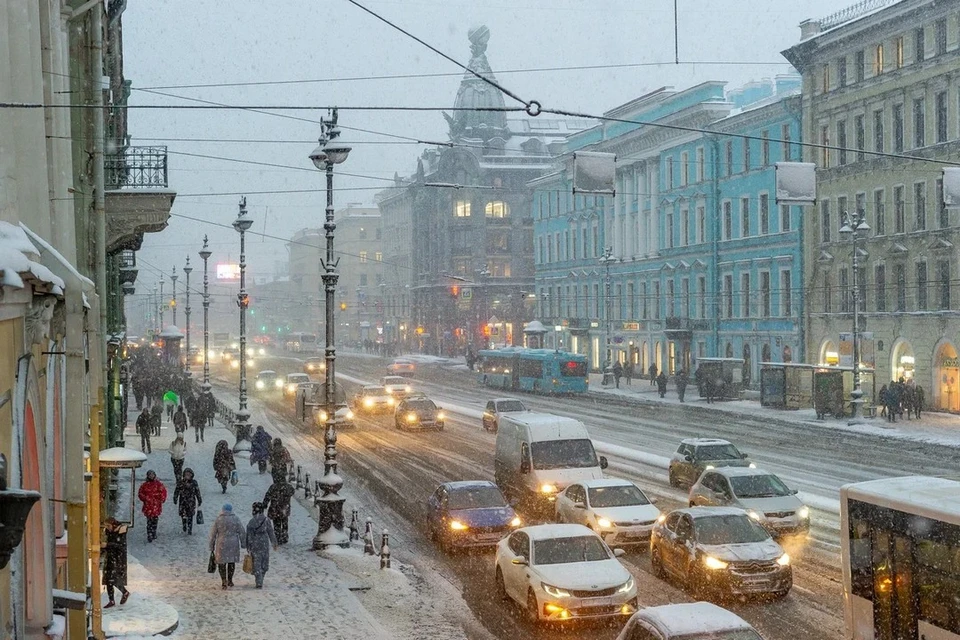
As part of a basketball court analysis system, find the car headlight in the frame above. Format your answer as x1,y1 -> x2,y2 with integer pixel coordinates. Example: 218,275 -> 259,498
747,510 -> 763,522
656,514 -> 666,524
797,506 -> 810,519
195,354 -> 204,363
617,577 -> 634,593
704,464 -> 715,470
208,349 -> 216,359
275,379 -> 284,388
248,359 -> 255,367
319,411 -> 329,421
307,364 -> 315,371
597,517 -> 613,529
388,398 -> 395,406
258,348 -> 265,355
288,384 -> 296,393
231,360 -> 240,369
748,462 -> 757,469
255,380 -> 265,390
540,484 -> 557,494
436,411 -> 445,421
703,555 -> 729,570
406,412 -> 418,422
405,386 -> 411,393
449,520 -> 467,531
247,348 -> 254,357
541,583 -> 571,598
510,516 -> 522,527
776,553 -> 791,566
345,410 -> 354,420
364,398 -> 373,407
231,342 -> 239,349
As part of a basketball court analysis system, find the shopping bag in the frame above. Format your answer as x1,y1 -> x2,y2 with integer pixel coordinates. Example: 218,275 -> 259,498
195,509 -> 204,525
207,553 -> 216,574
230,469 -> 239,486
242,553 -> 254,575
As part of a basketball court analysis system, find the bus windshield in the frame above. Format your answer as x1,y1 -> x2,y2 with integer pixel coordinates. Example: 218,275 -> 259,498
530,439 -> 598,470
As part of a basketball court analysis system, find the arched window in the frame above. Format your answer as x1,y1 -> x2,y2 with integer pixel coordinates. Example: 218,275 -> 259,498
454,200 -> 471,218
485,201 -> 510,218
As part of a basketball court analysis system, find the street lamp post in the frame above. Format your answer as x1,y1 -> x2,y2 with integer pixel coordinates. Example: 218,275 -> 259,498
199,236 -> 212,391
183,256 -> 192,377
170,267 -> 178,328
152,286 -> 158,334
841,210 -> 870,426
309,108 -> 351,549
159,276 -> 165,328
233,197 -> 254,452
599,246 -> 615,368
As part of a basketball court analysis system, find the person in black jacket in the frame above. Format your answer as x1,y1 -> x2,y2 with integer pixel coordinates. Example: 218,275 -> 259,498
136,407 -> 152,453
173,467 -> 203,535
102,518 -> 131,607
262,478 -> 295,545
213,440 -> 236,494
150,403 -> 163,437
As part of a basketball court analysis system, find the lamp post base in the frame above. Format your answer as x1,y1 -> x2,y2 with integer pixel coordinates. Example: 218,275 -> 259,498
848,390 -> 866,426
312,494 -> 350,550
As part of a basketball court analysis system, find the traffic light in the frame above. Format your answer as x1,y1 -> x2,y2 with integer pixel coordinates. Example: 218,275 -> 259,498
416,326 -> 424,335
450,285 -> 460,298
482,325 -> 491,337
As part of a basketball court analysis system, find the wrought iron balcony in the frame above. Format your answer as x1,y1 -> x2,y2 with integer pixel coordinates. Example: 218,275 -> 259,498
105,146 -> 168,189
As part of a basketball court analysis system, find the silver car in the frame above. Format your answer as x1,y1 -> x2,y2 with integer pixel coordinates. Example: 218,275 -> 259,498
668,438 -> 754,489
688,467 -> 810,537
617,602 -> 765,640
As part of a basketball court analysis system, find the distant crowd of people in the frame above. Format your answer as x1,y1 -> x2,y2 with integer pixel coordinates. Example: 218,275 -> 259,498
878,378 -> 925,422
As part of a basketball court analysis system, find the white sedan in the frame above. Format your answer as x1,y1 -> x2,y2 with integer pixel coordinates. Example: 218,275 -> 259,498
555,478 -> 661,548
494,524 -> 638,624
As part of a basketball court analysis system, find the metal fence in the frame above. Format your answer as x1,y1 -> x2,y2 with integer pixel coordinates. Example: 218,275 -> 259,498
105,146 -> 168,189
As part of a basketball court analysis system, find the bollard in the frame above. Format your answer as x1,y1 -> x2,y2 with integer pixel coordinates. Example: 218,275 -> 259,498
349,509 -> 360,542
363,518 -> 375,555
314,480 -> 320,496
295,465 -> 303,489
304,474 -> 312,500
380,529 -> 391,569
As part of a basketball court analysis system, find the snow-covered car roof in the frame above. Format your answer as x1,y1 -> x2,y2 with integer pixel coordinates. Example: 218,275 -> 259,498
382,376 -> 408,383
256,370 -> 277,377
705,466 -> 776,479
361,385 -> 388,393
519,523 -> 597,541
442,480 -> 498,491
575,478 -> 640,489
675,506 -> 750,520
634,602 -> 755,636
680,437 -> 735,446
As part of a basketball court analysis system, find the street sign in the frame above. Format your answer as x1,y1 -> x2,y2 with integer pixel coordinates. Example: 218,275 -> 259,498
461,287 -> 472,300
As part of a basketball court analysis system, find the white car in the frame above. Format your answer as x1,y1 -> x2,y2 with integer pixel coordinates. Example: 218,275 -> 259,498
284,372 -> 310,396
352,385 -> 395,414
555,479 -> 660,548
617,602 -> 765,640
494,524 -> 638,624
381,376 -> 413,397
316,405 -> 355,429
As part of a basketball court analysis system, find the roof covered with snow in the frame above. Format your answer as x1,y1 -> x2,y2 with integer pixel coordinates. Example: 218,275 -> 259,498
842,476 -> 960,524
637,602 -> 755,635
520,523 -> 595,541
99,447 -> 148,467
0,221 -> 65,294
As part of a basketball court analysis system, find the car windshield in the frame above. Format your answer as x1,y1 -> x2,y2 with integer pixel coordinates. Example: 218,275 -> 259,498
530,439 -> 598,470
405,400 -> 436,412
365,387 -> 387,395
676,631 -> 763,640
288,375 -> 308,383
258,373 -> 276,380
588,485 -> 649,508
496,400 -> 526,412
695,444 -> 742,460
695,515 -> 771,545
383,377 -> 406,386
447,486 -> 506,510
533,535 -> 609,565
730,474 -> 792,498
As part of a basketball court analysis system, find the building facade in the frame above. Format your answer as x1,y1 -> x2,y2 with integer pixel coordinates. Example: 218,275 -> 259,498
783,0 -> 960,411
534,79 -> 804,379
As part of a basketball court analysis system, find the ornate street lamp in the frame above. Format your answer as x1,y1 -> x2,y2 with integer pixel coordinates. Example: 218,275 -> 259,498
841,210 -> 870,425
308,108 -> 351,549
233,198 -> 254,452
599,246 -> 615,367
158,275 -> 165,328
199,236 -> 213,394
183,256 -> 192,377
170,266 -> 178,328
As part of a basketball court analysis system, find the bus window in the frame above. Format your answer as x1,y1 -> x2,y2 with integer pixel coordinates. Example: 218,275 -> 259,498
872,529 -> 895,640
916,538 -> 960,633
849,515 -> 873,599
561,361 -> 586,377
892,535 -> 916,640
518,359 -> 543,379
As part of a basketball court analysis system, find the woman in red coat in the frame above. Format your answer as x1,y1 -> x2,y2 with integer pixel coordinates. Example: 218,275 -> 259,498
137,469 -> 167,542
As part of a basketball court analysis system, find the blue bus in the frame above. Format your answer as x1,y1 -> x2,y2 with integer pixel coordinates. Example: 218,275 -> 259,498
476,348 -> 588,395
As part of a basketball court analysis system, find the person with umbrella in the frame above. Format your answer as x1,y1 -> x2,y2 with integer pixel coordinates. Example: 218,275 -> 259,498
163,389 -> 179,423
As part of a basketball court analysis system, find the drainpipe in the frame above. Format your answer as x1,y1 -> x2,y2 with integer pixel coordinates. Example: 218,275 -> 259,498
90,4 -> 109,443
709,137 -> 722,355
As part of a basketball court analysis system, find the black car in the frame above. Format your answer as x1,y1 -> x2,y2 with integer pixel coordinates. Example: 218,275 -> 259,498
395,395 -> 445,431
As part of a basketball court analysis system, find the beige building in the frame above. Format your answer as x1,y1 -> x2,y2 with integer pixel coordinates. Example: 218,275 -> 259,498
783,0 -> 960,412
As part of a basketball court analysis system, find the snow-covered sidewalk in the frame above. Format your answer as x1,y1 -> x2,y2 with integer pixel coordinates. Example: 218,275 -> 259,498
114,401 -> 472,639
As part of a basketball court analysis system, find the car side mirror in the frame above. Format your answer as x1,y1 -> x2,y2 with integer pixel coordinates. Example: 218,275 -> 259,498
574,502 -> 586,510
613,548 -> 626,557
790,489 -> 798,495
741,452 -> 749,459
511,556 -> 528,566
598,456 -> 608,470
650,497 -> 659,505
684,454 -> 692,462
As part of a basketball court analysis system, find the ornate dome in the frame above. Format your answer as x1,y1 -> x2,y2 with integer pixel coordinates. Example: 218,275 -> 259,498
445,26 -> 510,142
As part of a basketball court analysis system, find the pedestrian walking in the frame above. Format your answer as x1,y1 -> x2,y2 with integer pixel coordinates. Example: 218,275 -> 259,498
163,389 -> 179,423
878,384 -> 888,418
656,371 -> 668,398
203,390 -> 215,431
886,380 -> 900,423
250,426 -> 272,475
915,385 -> 925,419
168,435 -> 187,482
623,361 -> 633,386
245,502 -> 278,588
676,369 -> 689,403
173,405 -> 188,436
648,363 -> 658,386
213,440 -> 236,494
137,470 -> 167,543
150,403 -> 162,437
102,518 -> 131,608
612,361 -> 623,389
173,468 -> 202,535
136,407 -> 152,454
209,503 -> 245,589
268,438 -> 292,482
262,477 -> 295,545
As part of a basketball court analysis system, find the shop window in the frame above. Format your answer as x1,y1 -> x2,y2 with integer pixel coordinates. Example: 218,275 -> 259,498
485,201 -> 510,218
455,200 -> 471,217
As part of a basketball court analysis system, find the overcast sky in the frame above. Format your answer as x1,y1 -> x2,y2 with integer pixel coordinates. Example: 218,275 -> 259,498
124,0 -> 842,288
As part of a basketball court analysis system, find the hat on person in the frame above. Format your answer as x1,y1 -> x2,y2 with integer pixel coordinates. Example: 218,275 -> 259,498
222,503 -> 233,513
251,502 -> 264,514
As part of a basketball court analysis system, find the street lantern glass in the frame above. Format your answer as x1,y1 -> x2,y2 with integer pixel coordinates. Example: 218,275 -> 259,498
309,144 -> 328,170
323,140 -> 351,165
199,248 -> 211,260
233,212 -> 253,233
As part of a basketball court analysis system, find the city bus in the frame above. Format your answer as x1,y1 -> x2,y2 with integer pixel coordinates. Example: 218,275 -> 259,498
476,347 -> 588,395
841,476 -> 960,640
284,332 -> 318,354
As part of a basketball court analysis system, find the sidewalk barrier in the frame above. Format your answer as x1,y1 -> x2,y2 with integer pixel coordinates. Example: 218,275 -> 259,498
349,509 -> 360,542
363,519 -> 375,555
287,467 -> 296,484
379,530 -> 391,569
303,473 -> 311,499
313,480 -> 320,504
295,465 -> 303,490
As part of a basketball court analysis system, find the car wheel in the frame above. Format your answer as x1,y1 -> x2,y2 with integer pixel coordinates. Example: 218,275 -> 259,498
495,567 -> 508,601
688,500 -> 695,508
773,588 -> 791,600
526,589 -> 540,625
650,547 -> 665,578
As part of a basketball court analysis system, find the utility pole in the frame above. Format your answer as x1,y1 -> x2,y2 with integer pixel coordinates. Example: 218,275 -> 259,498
599,246 -> 615,367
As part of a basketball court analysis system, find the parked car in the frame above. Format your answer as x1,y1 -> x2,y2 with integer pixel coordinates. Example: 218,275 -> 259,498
555,478 -> 660,549
352,385 -> 395,414
304,357 -> 326,374
425,481 -> 520,551
688,467 -> 809,538
668,438 -> 755,489
284,372 -> 310,396
495,524 -> 637,624
395,395 -> 444,430
254,370 -> 282,391
381,375 -> 413,397
481,398 -> 528,432
649,507 -> 792,599
387,358 -> 416,377
617,602 -> 766,640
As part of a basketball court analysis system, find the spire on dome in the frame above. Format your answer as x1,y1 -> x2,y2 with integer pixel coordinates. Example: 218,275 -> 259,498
444,26 -> 510,142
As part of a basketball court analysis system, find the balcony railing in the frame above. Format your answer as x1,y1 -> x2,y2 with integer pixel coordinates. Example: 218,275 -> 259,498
105,146 -> 168,188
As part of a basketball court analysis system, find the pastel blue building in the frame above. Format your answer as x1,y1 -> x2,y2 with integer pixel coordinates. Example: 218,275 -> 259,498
532,77 -> 804,384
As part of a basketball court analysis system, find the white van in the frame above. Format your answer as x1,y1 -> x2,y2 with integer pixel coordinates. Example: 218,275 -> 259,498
494,412 -> 607,509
